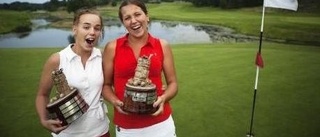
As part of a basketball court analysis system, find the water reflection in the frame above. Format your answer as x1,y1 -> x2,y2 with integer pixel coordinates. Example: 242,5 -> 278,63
150,21 -> 212,44
0,19 -> 257,48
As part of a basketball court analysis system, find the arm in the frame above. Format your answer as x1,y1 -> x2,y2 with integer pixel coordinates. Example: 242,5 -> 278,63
35,53 -> 67,133
101,41 -> 127,114
153,39 -> 178,116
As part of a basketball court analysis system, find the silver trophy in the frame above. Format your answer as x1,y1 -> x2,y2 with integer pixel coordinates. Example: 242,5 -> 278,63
46,69 -> 89,126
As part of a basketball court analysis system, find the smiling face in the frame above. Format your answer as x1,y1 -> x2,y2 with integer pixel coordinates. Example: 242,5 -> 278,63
73,13 -> 102,52
120,4 -> 149,39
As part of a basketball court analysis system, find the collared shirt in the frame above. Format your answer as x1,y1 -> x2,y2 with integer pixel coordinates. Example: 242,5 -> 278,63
53,44 -> 109,137
113,34 -> 172,129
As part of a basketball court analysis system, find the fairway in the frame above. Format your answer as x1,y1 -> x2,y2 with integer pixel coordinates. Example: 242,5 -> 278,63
0,42 -> 319,137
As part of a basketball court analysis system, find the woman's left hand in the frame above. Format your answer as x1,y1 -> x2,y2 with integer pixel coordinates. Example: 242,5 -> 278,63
151,95 -> 165,116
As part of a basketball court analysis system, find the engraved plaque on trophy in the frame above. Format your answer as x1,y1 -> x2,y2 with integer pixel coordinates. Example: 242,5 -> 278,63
46,69 -> 89,126
122,55 -> 158,114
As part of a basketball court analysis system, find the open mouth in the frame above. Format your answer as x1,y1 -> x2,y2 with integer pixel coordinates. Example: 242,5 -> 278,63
132,25 -> 141,30
86,38 -> 95,45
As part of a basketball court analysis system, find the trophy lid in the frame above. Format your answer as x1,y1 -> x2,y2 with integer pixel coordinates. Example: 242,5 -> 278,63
52,68 -> 72,95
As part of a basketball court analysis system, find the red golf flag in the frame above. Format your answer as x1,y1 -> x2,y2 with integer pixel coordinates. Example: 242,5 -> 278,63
255,52 -> 264,68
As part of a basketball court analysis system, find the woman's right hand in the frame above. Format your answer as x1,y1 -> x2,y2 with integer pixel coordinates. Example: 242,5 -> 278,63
42,119 -> 67,134
113,100 -> 129,115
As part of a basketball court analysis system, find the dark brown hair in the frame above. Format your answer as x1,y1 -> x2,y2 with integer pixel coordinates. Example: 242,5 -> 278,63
118,0 -> 148,22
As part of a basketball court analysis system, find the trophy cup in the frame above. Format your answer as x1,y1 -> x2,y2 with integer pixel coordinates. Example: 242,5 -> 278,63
46,69 -> 89,126
122,55 -> 158,114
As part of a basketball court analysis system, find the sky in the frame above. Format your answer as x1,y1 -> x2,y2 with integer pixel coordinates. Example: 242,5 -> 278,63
0,0 -> 49,4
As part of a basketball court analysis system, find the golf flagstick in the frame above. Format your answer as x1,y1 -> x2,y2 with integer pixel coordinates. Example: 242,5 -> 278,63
246,5 -> 266,137
246,0 -> 298,136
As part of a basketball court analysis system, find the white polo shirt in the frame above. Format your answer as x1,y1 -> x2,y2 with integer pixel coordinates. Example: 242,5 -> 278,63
52,44 -> 109,137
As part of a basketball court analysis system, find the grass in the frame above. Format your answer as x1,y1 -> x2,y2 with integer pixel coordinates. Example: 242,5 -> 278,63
0,42 -> 320,137
172,43 -> 320,137
0,10 -> 31,34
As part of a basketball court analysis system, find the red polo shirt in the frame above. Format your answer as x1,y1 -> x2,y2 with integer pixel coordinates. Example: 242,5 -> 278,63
113,33 -> 172,128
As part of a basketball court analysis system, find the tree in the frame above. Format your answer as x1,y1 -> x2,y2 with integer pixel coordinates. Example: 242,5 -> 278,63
44,0 -> 60,11
186,0 -> 262,8
66,0 -> 96,13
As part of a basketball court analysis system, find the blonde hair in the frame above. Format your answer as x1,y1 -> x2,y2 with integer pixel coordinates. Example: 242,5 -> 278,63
73,7 -> 105,37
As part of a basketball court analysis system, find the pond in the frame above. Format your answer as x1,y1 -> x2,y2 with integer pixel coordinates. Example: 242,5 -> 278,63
0,19 -> 257,48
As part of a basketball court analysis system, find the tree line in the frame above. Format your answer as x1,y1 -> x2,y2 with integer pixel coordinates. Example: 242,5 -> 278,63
183,0 -> 262,8
183,0 -> 319,11
0,0 -> 113,12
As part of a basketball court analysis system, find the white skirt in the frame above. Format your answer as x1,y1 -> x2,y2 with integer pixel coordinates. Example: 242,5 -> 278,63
116,115 -> 176,137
